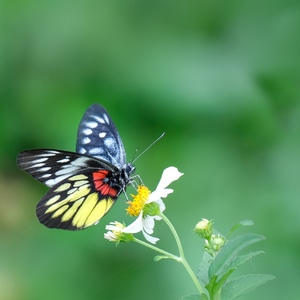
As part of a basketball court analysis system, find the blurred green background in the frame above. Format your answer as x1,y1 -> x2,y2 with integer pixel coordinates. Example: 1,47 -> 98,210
1,0 -> 300,299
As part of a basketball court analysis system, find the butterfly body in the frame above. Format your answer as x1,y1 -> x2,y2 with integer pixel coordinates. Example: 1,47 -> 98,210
17,104 -> 135,230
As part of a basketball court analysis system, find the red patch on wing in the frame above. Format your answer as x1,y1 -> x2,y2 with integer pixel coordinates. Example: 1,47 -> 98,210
92,170 -> 118,197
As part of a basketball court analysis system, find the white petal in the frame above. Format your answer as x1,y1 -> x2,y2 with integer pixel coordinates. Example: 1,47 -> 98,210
142,230 -> 160,244
148,188 -> 173,202
142,216 -> 155,234
123,213 -> 143,234
156,198 -> 166,213
105,225 -> 116,231
156,167 -> 183,191
105,222 -> 123,231
104,231 -> 116,241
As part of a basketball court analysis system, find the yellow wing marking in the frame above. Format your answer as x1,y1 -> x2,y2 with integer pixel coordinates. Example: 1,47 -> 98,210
52,205 -> 69,218
68,174 -> 88,181
72,192 -> 97,227
71,193 -> 114,228
61,198 -> 85,222
85,197 -> 114,227
45,195 -> 61,206
42,175 -> 115,228
45,183 -> 91,214
65,185 -> 91,202
45,198 -> 70,214
73,180 -> 89,187
54,182 -> 71,192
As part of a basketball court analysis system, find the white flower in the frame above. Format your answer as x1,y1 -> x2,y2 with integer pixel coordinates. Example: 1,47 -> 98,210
123,167 -> 183,244
104,221 -> 126,242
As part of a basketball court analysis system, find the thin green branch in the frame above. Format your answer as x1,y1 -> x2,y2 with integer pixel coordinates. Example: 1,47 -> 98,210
132,237 -> 180,262
160,212 -> 207,296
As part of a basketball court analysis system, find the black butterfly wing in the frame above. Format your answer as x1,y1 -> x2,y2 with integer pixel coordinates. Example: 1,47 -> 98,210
17,149 -> 115,188
76,104 -> 127,169
36,169 -> 121,230
17,149 -> 122,230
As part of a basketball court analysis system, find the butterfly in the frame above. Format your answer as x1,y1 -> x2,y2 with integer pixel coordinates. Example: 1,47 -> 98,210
17,104 -> 136,230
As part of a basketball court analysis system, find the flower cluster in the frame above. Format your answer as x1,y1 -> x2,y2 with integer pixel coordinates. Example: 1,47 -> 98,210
104,167 -> 183,244
102,166 -> 274,299
195,218 -> 225,256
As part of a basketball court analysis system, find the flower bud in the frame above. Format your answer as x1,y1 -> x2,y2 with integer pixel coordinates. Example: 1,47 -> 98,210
211,234 -> 225,251
195,218 -> 213,240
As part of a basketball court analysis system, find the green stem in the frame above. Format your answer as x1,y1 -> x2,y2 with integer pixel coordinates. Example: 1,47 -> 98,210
159,212 -> 207,296
181,256 -> 206,296
159,212 -> 185,257
133,237 -> 181,262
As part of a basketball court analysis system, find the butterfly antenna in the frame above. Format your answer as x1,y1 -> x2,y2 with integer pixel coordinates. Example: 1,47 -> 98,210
132,132 -> 165,163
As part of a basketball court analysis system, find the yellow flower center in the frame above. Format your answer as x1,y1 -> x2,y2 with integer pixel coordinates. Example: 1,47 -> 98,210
126,185 -> 151,217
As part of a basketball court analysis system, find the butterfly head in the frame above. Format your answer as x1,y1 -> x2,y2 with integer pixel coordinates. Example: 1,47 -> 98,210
120,162 -> 136,186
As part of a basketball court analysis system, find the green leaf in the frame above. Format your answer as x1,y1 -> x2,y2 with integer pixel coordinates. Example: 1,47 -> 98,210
227,220 -> 254,239
221,274 -> 276,300
208,233 -> 264,280
179,293 -> 204,300
205,274 -> 218,294
207,253 -> 264,298
199,294 -> 210,300
153,255 -> 170,262
179,293 -> 209,300
206,270 -> 235,298
228,251 -> 265,270
197,251 -> 212,286
209,250 -> 265,295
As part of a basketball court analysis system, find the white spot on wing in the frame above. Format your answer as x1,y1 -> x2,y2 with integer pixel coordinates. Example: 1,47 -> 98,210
88,148 -> 103,155
40,174 -> 52,179
82,137 -> 91,144
80,147 -> 87,154
104,137 -> 114,148
57,158 -> 70,163
44,151 -> 60,156
99,132 -> 106,138
31,163 -> 45,168
83,128 -> 93,135
72,157 -> 90,166
86,121 -> 98,128
32,158 -> 48,163
103,113 -> 110,124
94,115 -> 106,124
45,175 -> 70,187
55,167 -> 78,176
39,167 -> 51,172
